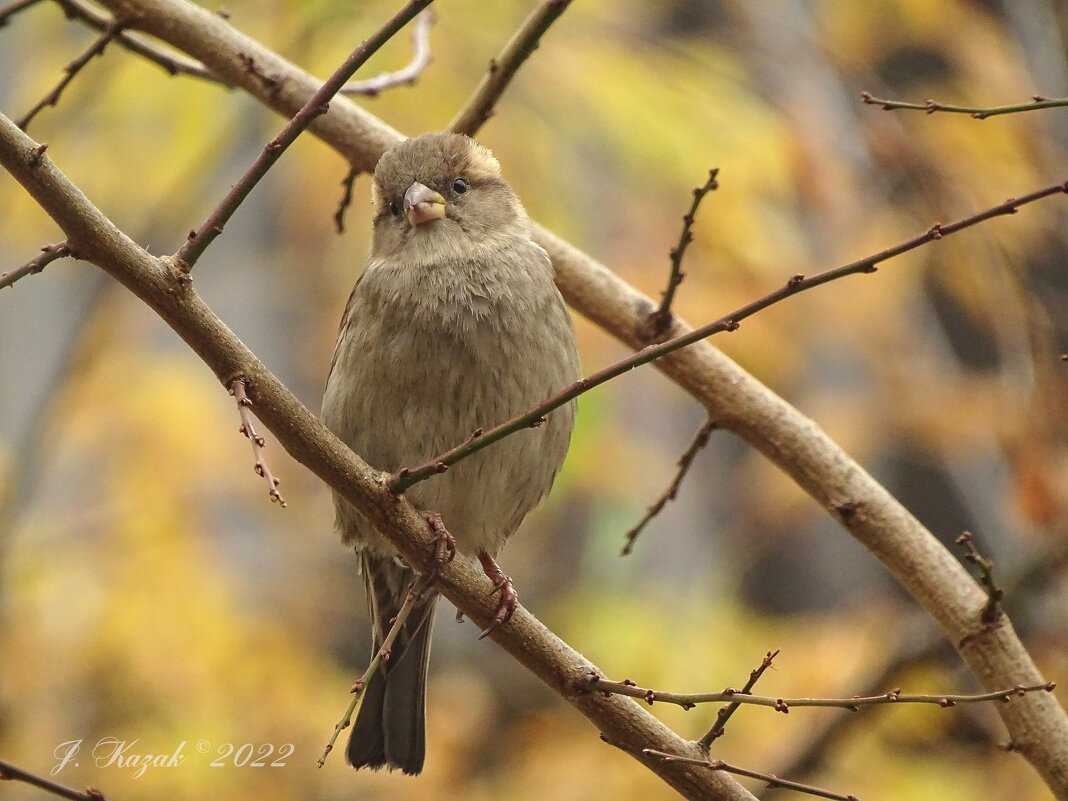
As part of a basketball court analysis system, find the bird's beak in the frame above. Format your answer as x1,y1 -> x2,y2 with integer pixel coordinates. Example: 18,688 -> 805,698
403,182 -> 446,227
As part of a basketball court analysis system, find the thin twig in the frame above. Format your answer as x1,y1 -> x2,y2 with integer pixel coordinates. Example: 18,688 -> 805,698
55,0 -> 221,83
860,91 -> 1068,119
645,169 -> 720,339
0,0 -> 44,26
770,539 -> 1068,790
0,241 -> 73,289
645,751 -> 860,801
448,0 -> 572,137
590,674 -> 1054,711
621,417 -> 716,555
700,650 -> 780,747
390,179 -> 1068,493
334,164 -> 359,234
232,379 -> 286,507
318,572 -> 436,766
341,8 -> 434,96
175,0 -> 435,271
17,16 -> 127,130
0,758 -> 110,801
956,531 -> 1003,624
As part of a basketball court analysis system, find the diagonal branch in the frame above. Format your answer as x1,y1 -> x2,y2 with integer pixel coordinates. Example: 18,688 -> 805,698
231,379 -> 286,507
319,571 -> 436,766
1,241 -> 73,289
174,0 -> 434,270
0,758 -> 109,801
56,0 -> 222,83
0,109 -> 758,801
448,0 -> 573,137
390,180 -> 1068,493
14,2 -> 1068,794
700,649 -> 780,746
17,15 -> 127,130
646,752 -> 860,801
622,416 -> 716,556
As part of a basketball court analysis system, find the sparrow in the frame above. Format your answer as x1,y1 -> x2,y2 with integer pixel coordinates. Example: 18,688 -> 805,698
321,132 -> 580,775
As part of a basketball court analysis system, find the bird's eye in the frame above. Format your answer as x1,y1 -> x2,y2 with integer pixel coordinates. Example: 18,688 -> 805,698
452,177 -> 469,195
387,200 -> 401,217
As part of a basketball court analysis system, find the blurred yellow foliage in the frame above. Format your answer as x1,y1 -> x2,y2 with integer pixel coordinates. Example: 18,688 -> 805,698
1,0 -> 1066,800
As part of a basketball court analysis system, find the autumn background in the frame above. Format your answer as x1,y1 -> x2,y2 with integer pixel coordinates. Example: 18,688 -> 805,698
1,1 -> 1066,799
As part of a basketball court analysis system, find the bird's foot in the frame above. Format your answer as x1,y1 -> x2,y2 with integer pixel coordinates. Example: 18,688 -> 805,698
477,551 -> 518,639
422,512 -> 456,583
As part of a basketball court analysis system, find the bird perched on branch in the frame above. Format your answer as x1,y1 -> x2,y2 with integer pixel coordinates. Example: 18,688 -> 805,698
322,132 -> 580,775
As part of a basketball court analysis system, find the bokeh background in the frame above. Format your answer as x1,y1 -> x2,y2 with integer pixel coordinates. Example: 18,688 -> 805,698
1,1 -> 1067,799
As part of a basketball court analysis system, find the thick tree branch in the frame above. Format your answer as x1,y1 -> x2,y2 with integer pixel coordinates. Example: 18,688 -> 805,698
92,0 -> 407,175
0,111 -> 757,801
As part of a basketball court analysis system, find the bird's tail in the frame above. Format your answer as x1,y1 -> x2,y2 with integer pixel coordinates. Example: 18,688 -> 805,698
347,551 -> 438,775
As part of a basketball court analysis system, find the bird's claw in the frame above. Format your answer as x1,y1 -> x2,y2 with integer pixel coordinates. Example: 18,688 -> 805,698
477,552 -> 518,639
422,512 -> 456,583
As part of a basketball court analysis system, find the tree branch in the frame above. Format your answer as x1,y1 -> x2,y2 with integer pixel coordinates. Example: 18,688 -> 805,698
389,181 -> 1068,493
340,8 -> 434,96
645,752 -> 861,801
700,650 -> 779,747
319,571 -> 437,766
333,164 -> 359,233
591,675 -> 1054,711
1,241 -> 73,289
14,0 -> 1068,794
174,0 -> 434,270
645,168 -> 720,339
861,91 -> 1068,119
622,416 -> 716,556
17,15 -> 127,131
0,758 -> 109,801
536,204 -> 1068,796
956,531 -> 1004,625
0,0 -> 45,26
448,0 -> 573,136
56,0 -> 222,83
0,109 -> 758,801
231,379 -> 286,507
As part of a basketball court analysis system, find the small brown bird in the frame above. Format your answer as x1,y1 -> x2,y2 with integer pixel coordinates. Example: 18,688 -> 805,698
321,132 -> 579,774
